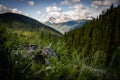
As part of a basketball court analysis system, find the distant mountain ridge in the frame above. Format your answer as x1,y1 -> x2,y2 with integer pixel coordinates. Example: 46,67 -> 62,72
45,19 -> 88,34
0,12 -> 62,36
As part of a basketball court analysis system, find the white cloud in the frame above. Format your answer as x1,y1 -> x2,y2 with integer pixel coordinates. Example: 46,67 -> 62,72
72,4 -> 86,12
61,0 -> 80,5
46,5 -> 63,19
61,0 -> 70,5
0,5 -> 10,13
28,1 -> 34,6
91,4 -> 99,9
36,10 -> 42,16
46,6 -> 62,13
92,1 -> 102,7
24,13 -> 29,16
65,4 -> 90,20
45,4 -> 90,23
37,15 -> 49,23
49,12 -> 61,17
46,6 -> 65,23
62,4 -> 89,21
0,4 -> 22,14
91,0 -> 120,8
72,0 -> 81,3
11,8 -> 22,14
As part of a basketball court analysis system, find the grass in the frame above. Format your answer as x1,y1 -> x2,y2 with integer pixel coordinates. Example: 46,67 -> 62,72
1,26 -> 119,80
9,38 -> 102,80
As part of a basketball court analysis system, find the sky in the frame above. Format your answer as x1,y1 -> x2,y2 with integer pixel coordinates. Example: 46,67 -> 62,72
0,0 -> 120,23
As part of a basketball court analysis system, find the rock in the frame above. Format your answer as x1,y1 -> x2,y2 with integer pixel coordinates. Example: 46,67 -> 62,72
23,53 -> 29,58
21,44 -> 28,50
22,44 -> 40,58
33,51 -> 45,64
42,46 -> 56,58
14,44 -> 56,65
28,44 -> 39,50
21,44 -> 39,50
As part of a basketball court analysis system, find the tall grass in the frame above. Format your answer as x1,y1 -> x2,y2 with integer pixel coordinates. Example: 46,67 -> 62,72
2,27 -> 119,80
10,38 -> 103,80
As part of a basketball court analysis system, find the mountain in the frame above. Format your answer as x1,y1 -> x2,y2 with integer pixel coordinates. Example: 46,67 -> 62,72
0,12 -> 62,36
65,5 -> 120,56
45,19 -> 88,34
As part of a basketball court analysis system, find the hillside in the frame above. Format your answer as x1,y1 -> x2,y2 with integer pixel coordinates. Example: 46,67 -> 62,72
64,5 -> 120,79
65,5 -> 120,54
0,12 -> 62,36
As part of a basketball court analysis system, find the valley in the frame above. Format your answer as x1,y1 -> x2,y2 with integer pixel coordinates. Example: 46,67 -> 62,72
0,5 -> 120,80
45,19 -> 88,34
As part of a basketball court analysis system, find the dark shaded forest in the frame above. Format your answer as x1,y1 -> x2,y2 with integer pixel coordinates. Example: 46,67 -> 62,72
64,5 -> 120,79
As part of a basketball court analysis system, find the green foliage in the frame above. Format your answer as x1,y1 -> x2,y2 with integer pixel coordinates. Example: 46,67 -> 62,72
0,23 -> 11,80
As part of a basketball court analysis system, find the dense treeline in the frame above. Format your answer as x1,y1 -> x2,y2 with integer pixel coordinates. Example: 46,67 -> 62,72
65,5 -> 120,56
64,5 -> 120,79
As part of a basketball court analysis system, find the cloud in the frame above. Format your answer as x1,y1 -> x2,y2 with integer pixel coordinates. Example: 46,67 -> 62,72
45,4 -> 90,23
46,6 -> 64,23
28,1 -> 34,6
46,6 -> 62,13
67,4 -> 90,20
36,10 -> 42,16
21,0 -> 35,6
0,4 -> 22,14
72,0 -> 81,3
46,5 -> 63,18
91,0 -> 120,8
0,5 -> 10,13
37,15 -> 49,23
24,13 -> 29,16
62,4 -> 89,20
11,8 -> 22,14
71,4 -> 86,12
36,10 -> 49,22
61,0 -> 80,5
61,0 -> 70,5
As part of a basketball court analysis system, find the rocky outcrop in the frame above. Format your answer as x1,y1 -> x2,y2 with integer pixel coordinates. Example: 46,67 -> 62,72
33,51 -> 45,64
15,44 -> 56,64
42,46 -> 56,57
